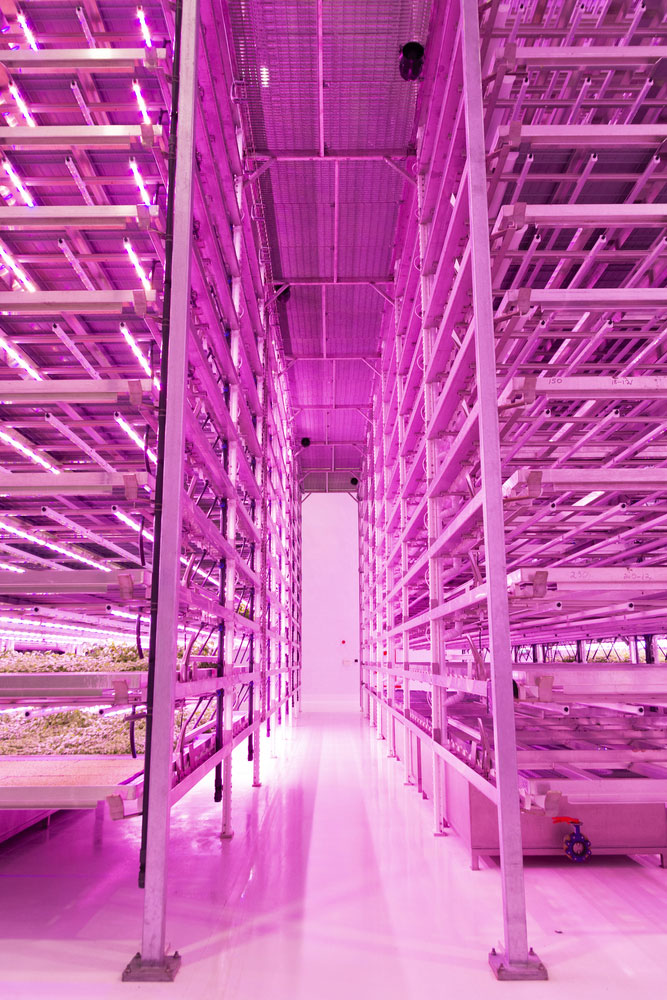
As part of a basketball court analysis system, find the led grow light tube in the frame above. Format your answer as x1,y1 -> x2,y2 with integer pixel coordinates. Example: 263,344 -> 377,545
0,562 -> 24,574
0,243 -> 35,292
52,323 -> 98,380
132,79 -> 151,125
8,84 -> 35,127
58,238 -> 95,290
0,627 -> 134,645
0,332 -> 42,379
65,157 -> 94,207
0,540 -> 64,571
112,506 -> 154,541
0,518 -> 111,571
123,238 -> 152,294
136,6 -> 152,48
111,508 -> 212,582
114,412 -> 157,464
120,322 -> 159,387
573,491 -> 605,508
129,157 -> 152,207
16,12 -> 38,50
0,427 -> 58,473
0,614 -> 131,638
1,157 -> 34,207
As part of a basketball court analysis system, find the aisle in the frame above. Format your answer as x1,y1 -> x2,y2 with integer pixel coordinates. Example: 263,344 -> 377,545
0,708 -> 666,998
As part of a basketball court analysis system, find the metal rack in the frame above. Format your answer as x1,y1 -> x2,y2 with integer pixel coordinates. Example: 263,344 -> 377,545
360,0 -> 667,981
0,0 -> 301,980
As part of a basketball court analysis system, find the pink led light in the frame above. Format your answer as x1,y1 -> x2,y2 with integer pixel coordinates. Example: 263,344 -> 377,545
0,333 -> 42,379
112,506 -> 154,540
0,626 -> 134,645
111,508 -> 210,582
0,427 -> 59,474
0,562 -> 24,574
123,238 -> 152,294
114,412 -> 157,464
8,84 -> 36,127
16,12 -> 38,50
129,157 -> 151,207
109,607 -> 143,622
0,518 -> 111,572
0,614 -> 127,637
132,79 -> 151,125
120,322 -> 159,388
573,491 -> 605,508
136,6 -> 152,48
0,243 -> 35,292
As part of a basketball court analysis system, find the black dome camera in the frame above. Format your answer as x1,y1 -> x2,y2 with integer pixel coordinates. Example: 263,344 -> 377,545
400,42 -> 424,81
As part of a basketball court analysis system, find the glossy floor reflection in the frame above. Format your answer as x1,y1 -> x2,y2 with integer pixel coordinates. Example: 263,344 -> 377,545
1,707 -> 666,997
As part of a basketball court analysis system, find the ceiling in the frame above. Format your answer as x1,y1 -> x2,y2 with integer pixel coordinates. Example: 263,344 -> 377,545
227,0 -> 433,491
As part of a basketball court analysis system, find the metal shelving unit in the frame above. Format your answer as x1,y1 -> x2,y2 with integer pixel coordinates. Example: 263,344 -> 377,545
0,0 -> 301,981
360,0 -> 667,981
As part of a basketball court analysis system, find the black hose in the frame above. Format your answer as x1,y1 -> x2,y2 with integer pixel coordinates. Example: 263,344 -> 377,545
136,608 -> 144,660
138,0 -> 185,891
138,515 -> 146,568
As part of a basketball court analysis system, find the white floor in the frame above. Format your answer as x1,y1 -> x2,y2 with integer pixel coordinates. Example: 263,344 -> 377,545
1,706 -> 667,997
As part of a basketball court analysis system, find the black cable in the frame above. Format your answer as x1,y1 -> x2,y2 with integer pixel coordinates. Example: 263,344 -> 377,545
136,608 -> 144,660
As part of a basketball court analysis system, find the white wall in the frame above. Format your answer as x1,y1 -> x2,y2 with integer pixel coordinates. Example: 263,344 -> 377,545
301,493 -> 360,710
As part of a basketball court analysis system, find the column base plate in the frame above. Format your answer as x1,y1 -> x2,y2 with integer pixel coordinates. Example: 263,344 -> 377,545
489,948 -> 548,981
122,951 -> 181,982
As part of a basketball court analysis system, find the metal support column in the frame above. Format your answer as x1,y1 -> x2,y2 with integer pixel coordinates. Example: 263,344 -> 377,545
123,0 -> 199,982
460,0 -> 546,981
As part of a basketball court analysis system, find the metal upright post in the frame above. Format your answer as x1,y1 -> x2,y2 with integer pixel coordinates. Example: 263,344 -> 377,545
123,0 -> 198,982
222,327 -> 241,840
460,0 -> 546,980
416,129 -> 448,836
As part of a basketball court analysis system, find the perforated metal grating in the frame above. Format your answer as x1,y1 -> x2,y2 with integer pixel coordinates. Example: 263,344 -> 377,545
228,0 -> 433,490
